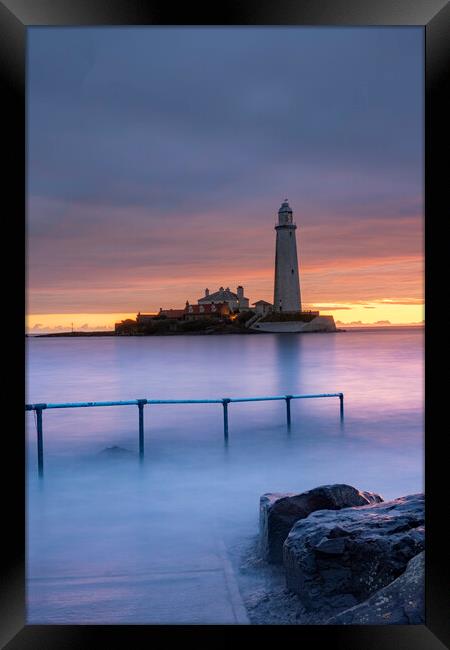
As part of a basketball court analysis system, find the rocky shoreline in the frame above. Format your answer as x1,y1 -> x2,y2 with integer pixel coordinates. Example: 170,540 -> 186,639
236,484 -> 424,625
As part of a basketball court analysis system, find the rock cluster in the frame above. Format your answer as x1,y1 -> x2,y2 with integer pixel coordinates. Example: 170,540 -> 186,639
258,485 -> 425,624
260,484 -> 383,563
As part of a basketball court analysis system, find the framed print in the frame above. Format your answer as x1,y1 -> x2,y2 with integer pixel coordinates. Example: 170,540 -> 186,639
1,0 -> 449,647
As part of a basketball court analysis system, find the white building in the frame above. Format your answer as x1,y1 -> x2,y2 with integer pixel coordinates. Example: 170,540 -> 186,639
253,300 -> 272,316
273,199 -> 302,312
198,286 -> 250,312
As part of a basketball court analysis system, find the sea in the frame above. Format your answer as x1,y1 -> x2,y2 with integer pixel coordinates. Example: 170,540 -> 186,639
26,327 -> 424,623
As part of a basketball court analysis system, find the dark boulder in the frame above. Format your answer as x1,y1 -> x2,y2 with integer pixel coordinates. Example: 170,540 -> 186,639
326,551 -> 425,624
260,484 -> 383,563
283,493 -> 424,611
99,445 -> 133,457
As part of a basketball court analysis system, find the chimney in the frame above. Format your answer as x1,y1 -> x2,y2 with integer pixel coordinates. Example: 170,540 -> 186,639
237,286 -> 244,299
205,288 -> 209,297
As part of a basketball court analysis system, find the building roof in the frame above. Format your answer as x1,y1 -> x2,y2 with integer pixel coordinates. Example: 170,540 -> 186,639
198,287 -> 242,303
159,309 -> 185,318
253,300 -> 272,305
136,313 -> 156,320
186,302 -> 229,314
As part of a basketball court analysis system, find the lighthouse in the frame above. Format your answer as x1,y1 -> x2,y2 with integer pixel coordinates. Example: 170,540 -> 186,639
250,199 -> 336,331
273,199 -> 302,313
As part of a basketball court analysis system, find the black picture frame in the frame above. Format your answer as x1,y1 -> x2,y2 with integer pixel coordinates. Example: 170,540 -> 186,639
2,0 -> 449,647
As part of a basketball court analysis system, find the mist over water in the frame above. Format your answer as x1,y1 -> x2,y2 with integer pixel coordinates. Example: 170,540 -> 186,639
26,329 -> 423,623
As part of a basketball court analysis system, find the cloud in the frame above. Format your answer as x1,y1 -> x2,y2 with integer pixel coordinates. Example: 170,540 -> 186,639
373,298 -> 424,305
335,319 -> 393,326
29,324 -> 67,333
310,305 -> 352,310
26,193 -> 424,311
335,319 -> 425,327
27,322 -> 113,333
336,320 -> 363,326
27,27 -> 423,314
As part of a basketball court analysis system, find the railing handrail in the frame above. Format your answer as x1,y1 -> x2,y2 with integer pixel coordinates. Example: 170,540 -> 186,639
25,392 -> 343,411
25,392 -> 344,477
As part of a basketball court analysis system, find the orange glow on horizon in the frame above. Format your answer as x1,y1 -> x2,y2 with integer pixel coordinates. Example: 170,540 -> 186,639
26,300 -> 424,333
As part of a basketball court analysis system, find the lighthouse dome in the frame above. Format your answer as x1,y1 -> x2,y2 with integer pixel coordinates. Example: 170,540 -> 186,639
278,199 -> 292,214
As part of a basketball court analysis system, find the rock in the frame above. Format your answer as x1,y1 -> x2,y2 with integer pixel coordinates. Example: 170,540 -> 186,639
99,445 -> 133,457
325,551 -> 425,624
283,493 -> 424,612
260,484 -> 383,563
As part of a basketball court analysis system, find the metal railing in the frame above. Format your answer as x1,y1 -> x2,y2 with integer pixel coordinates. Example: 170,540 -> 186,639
25,392 -> 344,477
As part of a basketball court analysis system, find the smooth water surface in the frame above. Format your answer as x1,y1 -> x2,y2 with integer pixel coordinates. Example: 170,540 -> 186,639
26,328 -> 424,623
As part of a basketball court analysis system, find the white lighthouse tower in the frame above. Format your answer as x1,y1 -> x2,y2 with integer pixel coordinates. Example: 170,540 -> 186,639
273,199 -> 302,313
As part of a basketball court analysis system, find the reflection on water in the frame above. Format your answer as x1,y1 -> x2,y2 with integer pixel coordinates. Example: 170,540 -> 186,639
26,328 -> 424,623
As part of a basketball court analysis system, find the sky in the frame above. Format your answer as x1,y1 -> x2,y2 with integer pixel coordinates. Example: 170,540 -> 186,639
27,27 -> 424,332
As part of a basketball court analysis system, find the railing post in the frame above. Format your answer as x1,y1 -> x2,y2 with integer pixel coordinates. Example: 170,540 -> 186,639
222,399 -> 230,443
285,395 -> 292,430
339,393 -> 344,420
137,399 -> 147,459
35,404 -> 46,478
